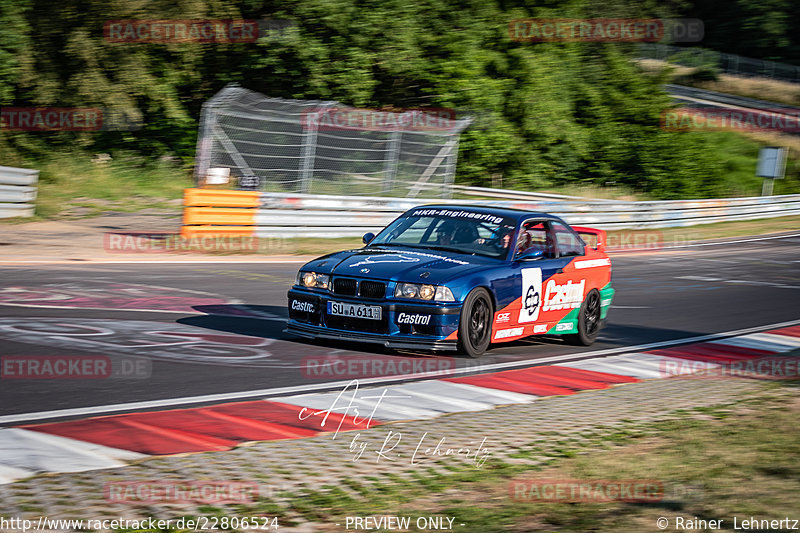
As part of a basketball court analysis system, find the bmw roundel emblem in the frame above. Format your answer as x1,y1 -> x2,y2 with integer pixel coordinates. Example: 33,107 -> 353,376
361,268 -> 370,273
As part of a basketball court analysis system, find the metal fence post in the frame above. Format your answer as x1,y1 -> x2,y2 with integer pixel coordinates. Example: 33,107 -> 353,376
381,130 -> 402,194
299,121 -> 318,194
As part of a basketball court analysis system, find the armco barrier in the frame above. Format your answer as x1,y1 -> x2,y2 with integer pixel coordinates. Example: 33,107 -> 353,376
180,188 -> 800,238
0,166 -> 39,218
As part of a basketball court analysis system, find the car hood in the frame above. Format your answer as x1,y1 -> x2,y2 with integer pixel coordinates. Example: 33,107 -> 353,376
301,246 -> 497,285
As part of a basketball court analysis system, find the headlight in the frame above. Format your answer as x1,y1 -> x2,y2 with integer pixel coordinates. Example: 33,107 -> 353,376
395,283 -> 454,302
298,271 -> 329,289
435,286 -> 455,302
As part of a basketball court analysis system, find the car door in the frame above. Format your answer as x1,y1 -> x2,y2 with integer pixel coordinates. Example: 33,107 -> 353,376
493,219 -> 563,338
536,220 -> 589,333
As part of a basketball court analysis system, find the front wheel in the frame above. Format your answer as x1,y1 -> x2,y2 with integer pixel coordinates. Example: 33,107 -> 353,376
564,289 -> 602,346
457,288 -> 493,358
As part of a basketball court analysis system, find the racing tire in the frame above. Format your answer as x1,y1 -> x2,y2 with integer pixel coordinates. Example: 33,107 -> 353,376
564,289 -> 602,346
458,288 -> 493,358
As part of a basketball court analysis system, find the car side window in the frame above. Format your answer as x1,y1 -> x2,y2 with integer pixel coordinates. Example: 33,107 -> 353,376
552,222 -> 585,257
515,220 -> 556,259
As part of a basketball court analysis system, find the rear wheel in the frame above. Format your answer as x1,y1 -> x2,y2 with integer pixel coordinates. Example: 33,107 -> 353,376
458,288 -> 493,358
565,289 -> 602,346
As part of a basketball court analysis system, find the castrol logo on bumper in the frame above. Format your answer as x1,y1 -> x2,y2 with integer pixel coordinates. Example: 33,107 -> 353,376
543,280 -> 585,311
396,312 -> 431,325
291,300 -> 314,312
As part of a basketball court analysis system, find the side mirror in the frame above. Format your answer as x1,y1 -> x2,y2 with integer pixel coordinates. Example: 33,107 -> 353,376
517,248 -> 544,261
362,232 -> 376,245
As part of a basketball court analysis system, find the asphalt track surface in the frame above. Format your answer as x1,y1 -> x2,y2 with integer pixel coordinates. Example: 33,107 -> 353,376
1,235 -> 798,424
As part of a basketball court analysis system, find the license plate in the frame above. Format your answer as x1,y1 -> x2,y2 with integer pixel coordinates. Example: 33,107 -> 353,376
327,301 -> 382,320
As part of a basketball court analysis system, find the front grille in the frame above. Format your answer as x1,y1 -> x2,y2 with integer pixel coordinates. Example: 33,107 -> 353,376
332,278 -> 357,296
359,280 -> 386,299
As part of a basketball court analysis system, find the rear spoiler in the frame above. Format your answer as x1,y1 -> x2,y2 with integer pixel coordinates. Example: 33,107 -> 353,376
572,226 -> 606,252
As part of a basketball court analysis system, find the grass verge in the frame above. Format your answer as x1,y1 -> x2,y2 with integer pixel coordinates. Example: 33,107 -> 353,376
175,380 -> 799,531
1,152 -> 191,223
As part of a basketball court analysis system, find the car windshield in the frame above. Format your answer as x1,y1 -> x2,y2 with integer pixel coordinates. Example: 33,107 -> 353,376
368,208 -> 517,258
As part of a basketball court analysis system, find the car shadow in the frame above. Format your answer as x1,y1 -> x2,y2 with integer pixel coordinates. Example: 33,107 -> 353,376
179,304 -> 421,357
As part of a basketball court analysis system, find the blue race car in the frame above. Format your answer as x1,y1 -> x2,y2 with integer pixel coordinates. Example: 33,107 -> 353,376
287,205 -> 614,357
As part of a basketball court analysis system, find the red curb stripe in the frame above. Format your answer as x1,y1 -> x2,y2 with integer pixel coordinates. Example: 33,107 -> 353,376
210,401 -> 378,432
531,366 -> 640,384
26,417 -> 236,455
693,342 -> 778,357
24,400 -> 380,455
446,375 -> 576,396
497,368 -> 612,391
648,344 -> 768,363
770,325 -> 800,338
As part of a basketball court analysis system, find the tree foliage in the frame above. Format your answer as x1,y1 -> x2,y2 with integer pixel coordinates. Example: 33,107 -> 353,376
0,0 -> 786,198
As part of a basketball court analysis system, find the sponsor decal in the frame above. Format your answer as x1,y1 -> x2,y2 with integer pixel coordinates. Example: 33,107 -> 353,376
555,322 -> 575,332
573,258 -> 611,269
396,312 -> 432,325
410,208 -> 506,226
533,324 -> 548,334
495,312 -> 511,324
494,327 -> 524,340
291,299 -> 314,313
349,253 -> 420,268
543,279 -> 585,312
518,268 -> 542,323
601,299 -> 612,307
402,250 -> 469,266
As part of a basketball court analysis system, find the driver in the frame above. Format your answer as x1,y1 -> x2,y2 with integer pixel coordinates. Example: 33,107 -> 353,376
435,219 -> 476,245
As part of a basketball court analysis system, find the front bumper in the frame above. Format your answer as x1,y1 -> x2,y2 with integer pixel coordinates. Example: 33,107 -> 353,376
286,288 -> 461,351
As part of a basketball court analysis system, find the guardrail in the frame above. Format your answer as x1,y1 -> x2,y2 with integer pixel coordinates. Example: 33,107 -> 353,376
181,188 -> 800,238
0,166 -> 39,218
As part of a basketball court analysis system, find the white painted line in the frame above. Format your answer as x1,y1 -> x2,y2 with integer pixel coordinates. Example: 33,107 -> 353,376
561,360 -> 665,379
2,317 -> 800,425
278,392 -> 441,421
736,333 -> 800,348
386,384 -> 492,412
710,336 -> 797,353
